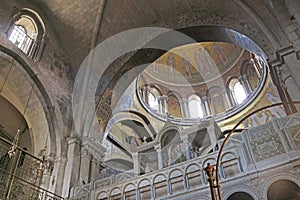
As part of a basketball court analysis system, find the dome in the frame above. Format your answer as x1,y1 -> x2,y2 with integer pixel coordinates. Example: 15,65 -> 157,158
137,41 -> 267,124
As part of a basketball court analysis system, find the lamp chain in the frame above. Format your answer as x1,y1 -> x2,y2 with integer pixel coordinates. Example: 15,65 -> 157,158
8,82 -> 35,158
0,60 -> 14,93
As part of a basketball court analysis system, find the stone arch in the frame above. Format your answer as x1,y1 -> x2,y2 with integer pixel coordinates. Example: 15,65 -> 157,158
154,5 -> 280,53
123,183 -> 136,199
91,25 -> 272,132
262,173 -> 300,199
267,179 -> 300,200
223,186 -> 259,200
153,174 -> 167,199
221,152 -> 241,179
169,168 -> 184,195
104,111 -> 156,141
138,178 -> 152,200
0,46 -> 60,158
138,178 -> 151,188
97,191 -> 108,200
185,163 -> 202,189
109,187 -> 122,199
157,125 -> 182,145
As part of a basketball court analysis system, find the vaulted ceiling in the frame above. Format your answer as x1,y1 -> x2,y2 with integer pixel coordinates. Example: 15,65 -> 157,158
21,0 -> 285,72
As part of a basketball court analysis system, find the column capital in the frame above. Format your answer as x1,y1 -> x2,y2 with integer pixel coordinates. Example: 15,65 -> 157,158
67,136 -> 82,145
81,137 -> 106,161
154,144 -> 162,150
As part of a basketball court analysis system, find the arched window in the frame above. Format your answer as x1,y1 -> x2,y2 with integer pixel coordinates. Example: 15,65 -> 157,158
8,9 -> 46,60
189,95 -> 204,119
233,81 -> 247,104
148,92 -> 159,111
147,86 -> 161,112
8,25 -> 27,49
229,78 -> 247,105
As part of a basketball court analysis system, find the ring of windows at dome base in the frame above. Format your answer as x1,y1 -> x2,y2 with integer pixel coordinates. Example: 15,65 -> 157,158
137,42 -> 267,124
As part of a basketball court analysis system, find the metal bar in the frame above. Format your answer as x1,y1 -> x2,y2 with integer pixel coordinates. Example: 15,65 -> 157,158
0,135 -> 42,162
0,168 -> 64,199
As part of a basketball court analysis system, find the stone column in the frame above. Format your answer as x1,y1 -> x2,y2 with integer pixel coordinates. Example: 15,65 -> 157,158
184,174 -> 189,190
62,137 -> 82,197
179,99 -> 186,119
49,156 -> 67,196
208,97 -> 215,115
250,58 -> 263,77
202,96 -> 211,116
155,145 -> 163,169
182,136 -> 191,160
167,179 -> 172,196
145,86 -> 150,105
80,138 -> 106,183
228,89 -> 237,106
158,96 -> 163,114
182,98 -> 190,118
79,148 -> 92,184
151,184 -> 155,199
132,152 -> 140,176
222,89 -> 233,110
90,158 -> 101,182
162,95 -> 168,114
41,154 -> 55,191
242,75 -> 253,94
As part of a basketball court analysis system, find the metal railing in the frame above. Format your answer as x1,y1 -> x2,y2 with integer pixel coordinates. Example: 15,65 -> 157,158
0,135 -> 64,200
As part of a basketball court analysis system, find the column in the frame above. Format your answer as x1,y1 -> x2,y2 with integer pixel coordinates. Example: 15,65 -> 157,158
228,89 -> 238,106
183,174 -> 189,190
250,58 -> 262,77
141,87 -> 146,102
151,184 -> 155,200
222,89 -> 233,110
158,96 -> 163,114
145,86 -> 150,105
179,99 -> 186,119
136,189 -> 140,200
62,137 -> 81,197
208,97 -> 215,115
41,154 -> 55,191
202,96 -> 211,116
155,145 -> 163,169
182,98 -> 190,118
162,95 -> 168,114
90,158 -> 101,182
167,179 -> 172,196
241,75 -> 253,94
182,136 -> 191,160
132,152 -> 140,176
79,148 -> 92,184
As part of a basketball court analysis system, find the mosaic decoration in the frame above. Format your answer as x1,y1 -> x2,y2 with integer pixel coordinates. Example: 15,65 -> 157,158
144,42 -> 242,86
245,82 -> 286,128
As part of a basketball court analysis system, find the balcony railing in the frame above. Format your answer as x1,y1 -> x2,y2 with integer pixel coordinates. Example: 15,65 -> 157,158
69,143 -> 246,200
69,112 -> 300,200
0,135 -> 64,200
